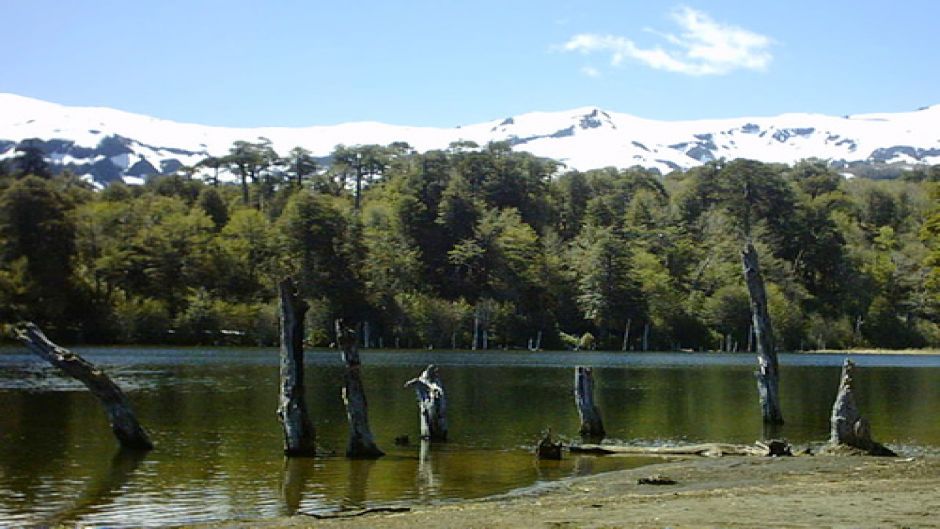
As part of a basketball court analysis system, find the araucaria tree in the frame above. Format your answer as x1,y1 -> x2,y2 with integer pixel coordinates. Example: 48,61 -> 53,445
0,142 -> 936,352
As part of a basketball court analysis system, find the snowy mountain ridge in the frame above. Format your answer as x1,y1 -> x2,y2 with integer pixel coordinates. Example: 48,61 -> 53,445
1,92 -> 938,185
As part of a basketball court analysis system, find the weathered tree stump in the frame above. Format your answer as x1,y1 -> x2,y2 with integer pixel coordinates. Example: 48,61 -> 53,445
15,322 -> 154,450
536,430 -> 563,460
829,359 -> 896,456
574,366 -> 605,441
276,278 -> 316,456
742,242 -> 784,425
404,364 -> 448,441
337,320 -> 384,459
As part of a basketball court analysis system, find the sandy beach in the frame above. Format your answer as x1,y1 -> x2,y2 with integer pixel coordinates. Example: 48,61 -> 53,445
188,454 -> 940,529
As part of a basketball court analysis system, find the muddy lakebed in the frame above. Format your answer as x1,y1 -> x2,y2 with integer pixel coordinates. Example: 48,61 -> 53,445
1,347 -> 938,527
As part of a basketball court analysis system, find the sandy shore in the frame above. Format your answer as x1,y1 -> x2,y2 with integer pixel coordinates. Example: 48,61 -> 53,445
189,455 -> 940,529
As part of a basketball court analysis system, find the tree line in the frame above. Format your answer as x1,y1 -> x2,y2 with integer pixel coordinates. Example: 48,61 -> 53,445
1,140 -> 937,350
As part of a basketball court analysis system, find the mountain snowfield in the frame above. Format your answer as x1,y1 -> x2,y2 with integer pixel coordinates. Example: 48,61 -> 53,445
1,92 -> 938,185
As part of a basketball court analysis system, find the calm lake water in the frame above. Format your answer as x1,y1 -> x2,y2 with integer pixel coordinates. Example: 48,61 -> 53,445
0,347 -> 938,528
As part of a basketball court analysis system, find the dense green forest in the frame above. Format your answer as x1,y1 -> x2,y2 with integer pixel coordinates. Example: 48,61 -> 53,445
1,140 -> 937,350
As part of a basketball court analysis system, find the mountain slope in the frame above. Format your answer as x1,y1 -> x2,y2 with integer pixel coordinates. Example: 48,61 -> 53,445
1,93 -> 938,184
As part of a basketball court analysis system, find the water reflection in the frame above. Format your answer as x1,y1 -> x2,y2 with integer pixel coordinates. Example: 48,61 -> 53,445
344,459 -> 376,508
417,440 -> 438,498
42,449 -> 146,528
0,347 -> 938,527
281,457 -> 314,516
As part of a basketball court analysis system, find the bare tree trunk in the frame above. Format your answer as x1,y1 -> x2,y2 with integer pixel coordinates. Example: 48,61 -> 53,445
404,365 -> 448,441
574,367 -> 605,441
829,359 -> 895,456
336,320 -> 384,458
276,278 -> 316,456
15,323 -> 153,450
472,314 -> 479,351
642,323 -> 650,351
535,330 -> 542,350
621,318 -> 631,352
742,242 -> 784,425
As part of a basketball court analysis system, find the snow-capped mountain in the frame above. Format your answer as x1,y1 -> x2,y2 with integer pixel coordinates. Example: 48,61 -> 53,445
1,92 -> 938,185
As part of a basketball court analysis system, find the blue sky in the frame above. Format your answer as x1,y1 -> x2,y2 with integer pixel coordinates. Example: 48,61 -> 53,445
2,0 -> 937,127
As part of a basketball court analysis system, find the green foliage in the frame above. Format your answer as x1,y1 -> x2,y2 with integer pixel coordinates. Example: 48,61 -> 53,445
0,144 -> 935,349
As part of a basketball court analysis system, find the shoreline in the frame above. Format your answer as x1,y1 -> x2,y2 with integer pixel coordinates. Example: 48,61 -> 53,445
187,454 -> 940,529
799,348 -> 940,356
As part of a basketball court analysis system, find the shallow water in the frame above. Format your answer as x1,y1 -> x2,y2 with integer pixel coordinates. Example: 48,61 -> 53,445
0,347 -> 938,527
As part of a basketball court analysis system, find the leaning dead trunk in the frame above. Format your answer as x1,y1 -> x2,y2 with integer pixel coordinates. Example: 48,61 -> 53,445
574,367 -> 605,441
742,242 -> 784,425
276,278 -> 316,456
15,323 -> 153,450
337,320 -> 384,458
404,364 -> 448,441
829,359 -> 896,456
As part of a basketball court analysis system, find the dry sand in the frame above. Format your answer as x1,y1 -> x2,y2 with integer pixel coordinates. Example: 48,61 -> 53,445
189,455 -> 940,529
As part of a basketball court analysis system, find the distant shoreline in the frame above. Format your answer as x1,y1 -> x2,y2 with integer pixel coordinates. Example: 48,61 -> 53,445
798,348 -> 940,356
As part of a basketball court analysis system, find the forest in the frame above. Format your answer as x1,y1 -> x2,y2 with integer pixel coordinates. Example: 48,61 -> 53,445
0,140 -> 937,351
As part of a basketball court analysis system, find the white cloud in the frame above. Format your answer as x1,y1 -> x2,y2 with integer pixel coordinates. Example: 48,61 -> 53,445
561,6 -> 772,76
581,66 -> 602,78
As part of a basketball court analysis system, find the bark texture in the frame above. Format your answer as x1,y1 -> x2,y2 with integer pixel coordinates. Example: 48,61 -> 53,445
404,364 -> 448,441
742,242 -> 784,425
829,359 -> 896,456
276,278 -> 316,456
574,366 -> 605,441
15,322 -> 154,450
337,320 -> 384,459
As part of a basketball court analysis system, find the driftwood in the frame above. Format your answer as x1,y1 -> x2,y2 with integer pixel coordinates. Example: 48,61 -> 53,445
15,323 -> 154,450
337,320 -> 384,459
536,430 -> 563,460
570,440 -> 792,458
574,367 -> 605,441
828,359 -> 896,456
302,507 -> 411,519
637,474 -> 677,485
276,278 -> 316,456
742,242 -> 784,425
404,364 -> 448,441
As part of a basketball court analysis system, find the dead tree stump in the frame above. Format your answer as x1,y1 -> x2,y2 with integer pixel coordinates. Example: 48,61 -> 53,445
337,320 -> 384,459
276,278 -> 316,456
404,364 -> 448,441
574,366 -> 605,441
829,359 -> 896,456
742,242 -> 784,425
15,323 -> 153,450
536,430 -> 563,460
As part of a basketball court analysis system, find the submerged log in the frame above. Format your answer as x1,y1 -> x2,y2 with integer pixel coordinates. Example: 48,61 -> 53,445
404,364 -> 448,441
829,359 -> 896,456
15,323 -> 153,450
574,367 -> 605,441
276,278 -> 316,456
337,320 -> 384,459
570,441 -> 792,458
742,242 -> 784,425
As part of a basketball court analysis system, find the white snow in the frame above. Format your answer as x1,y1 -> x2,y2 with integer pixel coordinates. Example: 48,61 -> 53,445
1,93 -> 937,181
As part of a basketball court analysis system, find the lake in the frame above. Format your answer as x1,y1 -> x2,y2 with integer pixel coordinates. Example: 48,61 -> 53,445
1,347 -> 938,527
